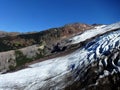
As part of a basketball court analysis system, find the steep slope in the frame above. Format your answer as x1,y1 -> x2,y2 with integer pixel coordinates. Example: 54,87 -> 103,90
0,23 -> 93,73
0,22 -> 120,90
0,23 -> 92,52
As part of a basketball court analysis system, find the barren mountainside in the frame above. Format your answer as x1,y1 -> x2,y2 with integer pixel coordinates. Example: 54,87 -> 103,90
0,23 -> 93,73
0,22 -> 120,90
0,23 -> 92,52
0,31 -> 20,37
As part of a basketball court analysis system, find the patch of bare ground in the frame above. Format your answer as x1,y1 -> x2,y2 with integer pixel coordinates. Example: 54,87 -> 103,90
25,45 -> 79,67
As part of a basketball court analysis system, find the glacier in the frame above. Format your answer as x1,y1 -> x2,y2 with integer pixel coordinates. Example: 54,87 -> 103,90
69,22 -> 120,44
0,22 -> 120,90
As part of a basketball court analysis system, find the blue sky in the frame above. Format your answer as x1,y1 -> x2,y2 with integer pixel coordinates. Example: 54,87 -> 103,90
0,0 -> 120,32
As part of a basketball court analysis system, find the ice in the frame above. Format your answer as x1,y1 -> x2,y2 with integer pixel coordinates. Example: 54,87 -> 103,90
69,22 -> 120,44
0,22 -> 120,90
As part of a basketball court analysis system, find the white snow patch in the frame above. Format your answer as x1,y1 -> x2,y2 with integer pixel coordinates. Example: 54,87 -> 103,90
69,22 -> 120,44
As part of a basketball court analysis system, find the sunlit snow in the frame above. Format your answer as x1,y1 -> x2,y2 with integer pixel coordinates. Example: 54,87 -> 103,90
0,22 -> 120,90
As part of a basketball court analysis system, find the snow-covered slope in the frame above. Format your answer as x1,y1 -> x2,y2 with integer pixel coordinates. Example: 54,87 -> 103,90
0,22 -> 120,90
69,22 -> 120,44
